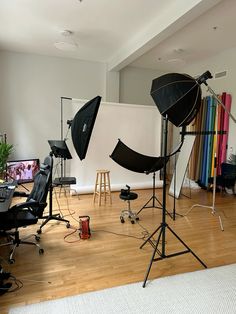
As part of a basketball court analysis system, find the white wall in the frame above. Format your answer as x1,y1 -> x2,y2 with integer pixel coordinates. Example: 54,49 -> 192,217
63,99 -> 162,193
120,66 -> 166,106
0,51 -> 163,193
182,46 -> 236,157
0,51 -> 106,161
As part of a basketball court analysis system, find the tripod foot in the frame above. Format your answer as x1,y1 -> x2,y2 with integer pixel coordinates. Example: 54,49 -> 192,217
38,214 -> 70,233
218,215 -> 224,231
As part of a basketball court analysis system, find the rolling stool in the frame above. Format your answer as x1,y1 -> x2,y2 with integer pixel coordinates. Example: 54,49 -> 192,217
93,170 -> 112,205
119,185 -> 139,224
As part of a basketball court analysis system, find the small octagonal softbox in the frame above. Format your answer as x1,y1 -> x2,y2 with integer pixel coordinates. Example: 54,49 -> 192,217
151,73 -> 201,127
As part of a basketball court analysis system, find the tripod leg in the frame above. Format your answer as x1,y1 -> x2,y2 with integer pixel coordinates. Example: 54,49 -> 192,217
166,225 -> 207,268
143,226 -> 164,287
153,196 -> 163,208
218,215 -> 224,231
136,197 -> 153,215
140,224 -> 162,249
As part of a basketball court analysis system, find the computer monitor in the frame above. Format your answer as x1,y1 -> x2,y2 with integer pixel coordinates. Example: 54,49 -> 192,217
6,159 -> 40,184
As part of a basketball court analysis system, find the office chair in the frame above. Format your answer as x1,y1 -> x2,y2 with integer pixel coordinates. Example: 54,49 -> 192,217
0,155 -> 52,264
219,162 -> 236,193
208,162 -> 236,194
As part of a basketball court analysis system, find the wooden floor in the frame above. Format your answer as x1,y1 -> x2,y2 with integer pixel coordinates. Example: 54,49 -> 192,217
0,186 -> 236,313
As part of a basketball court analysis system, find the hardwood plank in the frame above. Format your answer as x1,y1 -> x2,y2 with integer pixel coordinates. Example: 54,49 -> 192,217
0,187 -> 236,313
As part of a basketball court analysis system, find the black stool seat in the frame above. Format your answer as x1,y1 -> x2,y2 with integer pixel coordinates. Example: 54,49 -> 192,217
119,191 -> 138,201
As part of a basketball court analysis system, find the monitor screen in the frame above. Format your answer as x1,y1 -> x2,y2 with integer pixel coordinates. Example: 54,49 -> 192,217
6,159 -> 40,184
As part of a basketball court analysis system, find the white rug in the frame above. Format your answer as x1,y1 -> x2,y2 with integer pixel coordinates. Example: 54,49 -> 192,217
9,264 -> 236,314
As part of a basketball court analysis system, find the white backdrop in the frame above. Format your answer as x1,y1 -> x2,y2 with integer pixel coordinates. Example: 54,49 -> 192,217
60,98 -> 162,194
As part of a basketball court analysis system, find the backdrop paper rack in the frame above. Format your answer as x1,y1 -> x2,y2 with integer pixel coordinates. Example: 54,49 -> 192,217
184,75 -> 236,232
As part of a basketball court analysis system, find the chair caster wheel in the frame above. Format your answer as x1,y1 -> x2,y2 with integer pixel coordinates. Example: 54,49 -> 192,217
136,217 -> 140,221
39,248 -> 44,255
37,229 -> 42,234
66,223 -> 70,228
131,220 -> 135,224
35,235 -> 40,241
9,258 -> 15,264
120,216 -> 125,223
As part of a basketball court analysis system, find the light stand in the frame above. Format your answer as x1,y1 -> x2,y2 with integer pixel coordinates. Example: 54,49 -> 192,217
184,72 -> 236,231
141,115 -> 207,287
136,171 -> 173,218
60,96 -> 72,178
37,152 -> 70,234
136,172 -> 162,215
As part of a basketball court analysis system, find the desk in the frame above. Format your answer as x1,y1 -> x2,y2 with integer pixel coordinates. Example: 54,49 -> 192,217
0,182 -> 16,213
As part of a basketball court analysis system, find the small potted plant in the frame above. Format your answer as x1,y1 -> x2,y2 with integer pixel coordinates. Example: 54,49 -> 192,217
0,142 -> 14,180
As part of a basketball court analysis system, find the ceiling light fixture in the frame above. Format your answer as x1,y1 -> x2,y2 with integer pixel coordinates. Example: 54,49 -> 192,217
54,30 -> 78,51
173,48 -> 184,54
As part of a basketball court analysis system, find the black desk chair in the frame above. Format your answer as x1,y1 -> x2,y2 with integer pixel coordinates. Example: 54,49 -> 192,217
209,162 -> 236,194
220,162 -> 236,194
0,155 -> 52,263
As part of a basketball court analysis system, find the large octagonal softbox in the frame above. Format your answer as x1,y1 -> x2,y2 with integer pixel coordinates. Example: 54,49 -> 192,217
151,73 -> 201,127
71,96 -> 101,160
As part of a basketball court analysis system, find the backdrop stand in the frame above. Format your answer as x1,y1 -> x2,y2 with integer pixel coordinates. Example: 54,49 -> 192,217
184,74 -> 236,231
140,116 -> 207,288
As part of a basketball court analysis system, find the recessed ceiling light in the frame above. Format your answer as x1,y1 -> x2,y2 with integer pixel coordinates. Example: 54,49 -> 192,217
54,30 -> 78,51
173,48 -> 184,54
166,58 -> 185,64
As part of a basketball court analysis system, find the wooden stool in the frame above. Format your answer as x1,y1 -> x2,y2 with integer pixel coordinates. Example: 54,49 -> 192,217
93,170 -> 112,205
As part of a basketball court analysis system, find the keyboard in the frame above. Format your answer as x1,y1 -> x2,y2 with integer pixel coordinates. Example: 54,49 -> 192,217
0,182 -> 16,212
0,187 -> 12,200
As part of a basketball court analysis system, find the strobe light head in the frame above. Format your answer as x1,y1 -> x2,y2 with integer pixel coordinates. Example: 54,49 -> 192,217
67,119 -> 73,127
150,73 -> 202,127
196,70 -> 213,86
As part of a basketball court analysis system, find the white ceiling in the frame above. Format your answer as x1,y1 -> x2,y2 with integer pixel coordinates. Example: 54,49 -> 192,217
0,0 -> 234,72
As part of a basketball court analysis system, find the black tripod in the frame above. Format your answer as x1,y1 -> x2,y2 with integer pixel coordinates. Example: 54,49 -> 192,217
137,172 -> 162,215
140,115 -> 207,288
137,171 -> 172,218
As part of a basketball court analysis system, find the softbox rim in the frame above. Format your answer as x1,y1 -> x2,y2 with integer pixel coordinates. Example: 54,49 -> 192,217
150,73 -> 201,127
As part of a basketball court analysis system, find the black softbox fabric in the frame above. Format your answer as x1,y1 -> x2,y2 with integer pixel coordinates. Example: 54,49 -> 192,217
48,140 -> 72,159
71,96 -> 101,160
151,73 -> 201,127
110,139 -> 166,174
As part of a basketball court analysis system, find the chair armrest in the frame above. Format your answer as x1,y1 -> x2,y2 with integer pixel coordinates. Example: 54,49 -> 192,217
9,200 -> 40,211
13,191 -> 29,198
